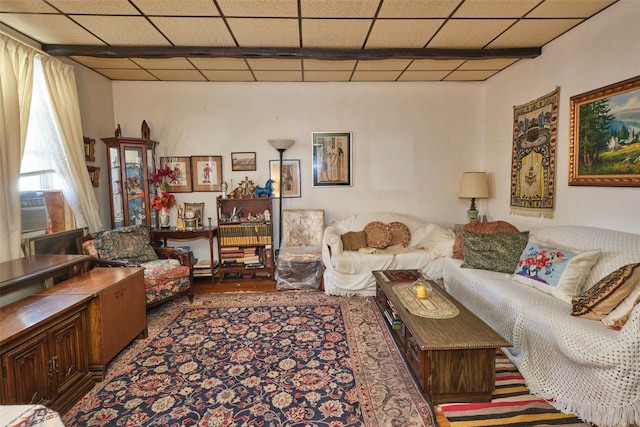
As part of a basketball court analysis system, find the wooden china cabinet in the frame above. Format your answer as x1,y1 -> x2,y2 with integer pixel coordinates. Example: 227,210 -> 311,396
102,137 -> 158,229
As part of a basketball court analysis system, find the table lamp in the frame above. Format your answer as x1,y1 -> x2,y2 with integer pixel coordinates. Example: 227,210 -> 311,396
458,172 -> 489,221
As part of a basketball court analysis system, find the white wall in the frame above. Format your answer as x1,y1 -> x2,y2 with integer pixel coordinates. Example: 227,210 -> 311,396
482,0 -> 640,234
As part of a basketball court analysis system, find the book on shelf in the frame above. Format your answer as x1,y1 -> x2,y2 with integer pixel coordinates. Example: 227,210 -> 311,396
383,309 -> 402,330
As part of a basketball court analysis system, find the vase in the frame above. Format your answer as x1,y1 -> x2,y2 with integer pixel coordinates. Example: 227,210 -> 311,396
159,208 -> 171,228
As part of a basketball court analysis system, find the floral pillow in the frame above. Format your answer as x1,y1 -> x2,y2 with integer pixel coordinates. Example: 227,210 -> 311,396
513,241 -> 600,303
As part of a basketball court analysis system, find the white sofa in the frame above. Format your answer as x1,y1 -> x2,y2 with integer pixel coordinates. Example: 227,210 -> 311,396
443,225 -> 640,427
322,212 -> 454,296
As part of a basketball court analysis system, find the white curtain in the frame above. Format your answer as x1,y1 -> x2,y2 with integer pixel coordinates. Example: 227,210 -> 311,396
0,34 -> 35,263
38,54 -> 103,233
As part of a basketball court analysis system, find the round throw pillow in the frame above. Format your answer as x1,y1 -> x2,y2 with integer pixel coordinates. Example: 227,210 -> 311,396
388,222 -> 411,247
364,221 -> 392,249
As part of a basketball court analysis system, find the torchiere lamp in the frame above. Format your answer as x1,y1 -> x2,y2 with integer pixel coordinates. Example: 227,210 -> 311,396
458,171 -> 489,221
268,139 -> 295,255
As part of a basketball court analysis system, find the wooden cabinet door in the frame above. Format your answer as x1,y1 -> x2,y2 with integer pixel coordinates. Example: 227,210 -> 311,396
49,311 -> 88,397
0,331 -> 52,406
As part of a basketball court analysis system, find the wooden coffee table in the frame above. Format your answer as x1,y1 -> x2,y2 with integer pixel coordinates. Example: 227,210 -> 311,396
373,270 -> 510,404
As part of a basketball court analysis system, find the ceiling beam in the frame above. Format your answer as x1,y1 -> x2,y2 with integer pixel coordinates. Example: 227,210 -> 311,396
42,45 -> 541,60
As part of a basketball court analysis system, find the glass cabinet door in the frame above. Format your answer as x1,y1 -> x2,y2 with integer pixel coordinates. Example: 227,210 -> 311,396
123,145 -> 146,226
146,146 -> 157,227
109,146 -> 124,228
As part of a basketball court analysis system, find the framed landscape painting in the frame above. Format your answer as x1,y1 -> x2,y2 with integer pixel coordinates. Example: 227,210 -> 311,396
312,132 -> 352,187
569,76 -> 640,186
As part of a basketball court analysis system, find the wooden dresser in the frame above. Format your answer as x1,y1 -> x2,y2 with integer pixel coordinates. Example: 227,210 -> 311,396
36,268 -> 146,381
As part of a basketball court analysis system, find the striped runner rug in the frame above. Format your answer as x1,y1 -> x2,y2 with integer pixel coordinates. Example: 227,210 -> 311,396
438,351 -> 591,426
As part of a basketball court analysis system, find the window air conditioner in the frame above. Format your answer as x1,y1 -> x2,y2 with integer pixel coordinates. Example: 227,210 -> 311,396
20,191 -> 49,233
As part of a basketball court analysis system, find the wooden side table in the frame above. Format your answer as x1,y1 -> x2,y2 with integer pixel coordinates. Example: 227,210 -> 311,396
150,227 -> 218,280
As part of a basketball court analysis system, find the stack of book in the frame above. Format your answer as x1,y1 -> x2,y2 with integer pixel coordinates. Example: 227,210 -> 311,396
243,247 -> 262,268
384,301 -> 402,330
193,259 -> 213,278
220,247 -> 244,267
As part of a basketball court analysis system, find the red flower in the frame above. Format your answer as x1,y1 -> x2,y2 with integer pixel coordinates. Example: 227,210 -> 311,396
152,191 -> 176,210
149,165 -> 179,186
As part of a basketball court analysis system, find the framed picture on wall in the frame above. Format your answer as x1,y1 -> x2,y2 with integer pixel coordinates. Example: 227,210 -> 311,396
160,156 -> 192,192
191,155 -> 223,191
569,75 -> 640,187
231,152 -> 257,171
270,159 -> 301,198
312,132 -> 352,187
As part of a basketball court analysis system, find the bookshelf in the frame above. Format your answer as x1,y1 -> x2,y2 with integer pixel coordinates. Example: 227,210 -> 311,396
216,196 -> 274,282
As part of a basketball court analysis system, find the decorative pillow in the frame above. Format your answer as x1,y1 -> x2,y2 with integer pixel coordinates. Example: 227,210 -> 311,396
92,225 -> 158,265
388,222 -> 411,247
513,241 -> 600,303
603,281 -> 640,329
363,221 -> 392,249
415,224 -> 456,259
572,263 -> 640,320
340,231 -> 367,251
461,231 -> 530,273
605,294 -> 640,330
452,221 -> 519,259
81,240 -> 99,258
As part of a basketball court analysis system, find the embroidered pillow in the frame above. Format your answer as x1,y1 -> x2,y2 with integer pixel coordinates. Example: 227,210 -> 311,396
461,231 -> 530,273
340,231 -> 367,251
92,225 -> 158,265
603,281 -> 640,329
572,263 -> 640,320
452,221 -> 519,259
513,241 -> 600,303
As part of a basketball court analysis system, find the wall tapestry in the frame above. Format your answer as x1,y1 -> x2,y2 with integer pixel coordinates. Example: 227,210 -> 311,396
511,87 -> 560,218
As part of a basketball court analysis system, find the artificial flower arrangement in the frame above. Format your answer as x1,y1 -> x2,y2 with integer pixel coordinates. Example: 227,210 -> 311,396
149,165 -> 179,191
152,191 -> 176,211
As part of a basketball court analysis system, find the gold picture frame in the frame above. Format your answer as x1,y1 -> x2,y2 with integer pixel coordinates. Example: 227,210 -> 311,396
184,202 -> 205,228
83,137 -> 95,162
569,76 -> 640,187
191,156 -> 223,191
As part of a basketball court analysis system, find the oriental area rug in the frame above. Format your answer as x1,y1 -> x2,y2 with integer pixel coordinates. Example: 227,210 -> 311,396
63,292 -> 436,426
438,351 -> 589,427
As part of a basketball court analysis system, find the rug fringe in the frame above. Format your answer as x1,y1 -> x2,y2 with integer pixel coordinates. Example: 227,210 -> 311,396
510,207 -> 554,218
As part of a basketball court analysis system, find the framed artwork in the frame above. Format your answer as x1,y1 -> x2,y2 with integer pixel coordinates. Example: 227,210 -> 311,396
270,159 -> 301,198
191,155 -> 223,191
569,75 -> 640,187
184,202 -> 205,228
83,137 -> 95,162
160,157 -> 192,192
231,152 -> 256,171
87,166 -> 100,187
312,132 -> 352,187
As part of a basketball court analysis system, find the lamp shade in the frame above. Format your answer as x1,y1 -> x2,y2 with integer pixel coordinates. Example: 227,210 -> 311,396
458,172 -> 489,199
268,139 -> 295,151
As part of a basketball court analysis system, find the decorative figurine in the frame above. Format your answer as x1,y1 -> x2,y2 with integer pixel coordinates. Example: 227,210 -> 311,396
141,120 -> 150,139
115,124 -> 122,137
264,210 -> 271,221
255,179 -> 274,198
175,205 -> 185,231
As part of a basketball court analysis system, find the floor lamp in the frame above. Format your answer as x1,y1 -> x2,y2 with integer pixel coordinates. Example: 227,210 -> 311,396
268,139 -> 295,255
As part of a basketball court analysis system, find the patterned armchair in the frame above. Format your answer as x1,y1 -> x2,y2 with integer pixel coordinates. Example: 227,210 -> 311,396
78,225 -> 194,308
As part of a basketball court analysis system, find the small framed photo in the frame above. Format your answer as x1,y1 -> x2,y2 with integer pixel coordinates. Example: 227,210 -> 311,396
160,156 -> 192,193
270,159 -> 301,198
231,152 -> 257,171
312,132 -> 352,187
569,76 -> 640,187
191,155 -> 223,191
184,202 -> 205,228
84,137 -> 95,162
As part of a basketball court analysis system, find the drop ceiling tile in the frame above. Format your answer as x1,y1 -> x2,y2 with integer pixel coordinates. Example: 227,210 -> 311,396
132,0 -> 220,16
528,0 -> 617,18
428,19 -> 516,49
366,19 -> 443,48
71,56 -> 140,69
488,19 -> 582,48
444,70 -> 500,81
300,0 -> 379,18
378,0 -> 460,18
253,70 -> 302,81
459,58 -> 520,70
190,58 -> 249,70
0,1 -> 57,13
302,19 -> 371,48
72,15 -> 171,45
246,58 -> 302,70
47,0 -> 140,14
201,70 -> 255,81
351,70 -> 402,81
398,70 -> 450,81
356,59 -> 411,71
96,69 -> 158,80
0,14 -> 105,44
453,0 -> 540,18
148,69 -> 206,81
150,17 -> 235,46
407,59 -> 464,71
131,58 -> 195,70
303,59 -> 357,71
304,70 -> 353,81
218,0 -> 298,17
228,18 -> 299,47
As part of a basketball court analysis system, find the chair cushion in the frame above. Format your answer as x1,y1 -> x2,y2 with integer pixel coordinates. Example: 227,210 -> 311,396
141,259 -> 189,281
92,225 -> 158,264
